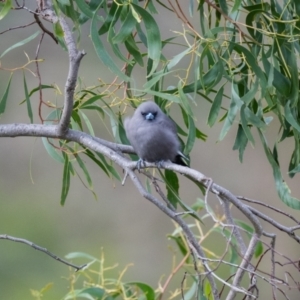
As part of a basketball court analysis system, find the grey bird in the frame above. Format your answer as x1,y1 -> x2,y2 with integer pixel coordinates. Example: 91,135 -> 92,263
124,101 -> 188,169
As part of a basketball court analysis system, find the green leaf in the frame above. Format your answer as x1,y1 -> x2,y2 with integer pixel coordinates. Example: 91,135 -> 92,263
95,152 -> 121,181
80,94 -> 105,108
233,125 -> 248,163
84,149 -> 110,177
42,138 -> 64,163
71,110 -> 83,131
178,82 -> 194,117
112,10 -> 137,44
0,72 -> 12,115
258,130 -> 300,209
57,0 -> 70,6
240,105 -> 255,146
183,281 -> 196,300
53,22 -> 64,38
165,169 -> 179,208
184,115 -> 196,155
0,0 -> 11,20
207,85 -> 224,127
231,0 -> 242,13
20,85 -> 55,104
139,89 -> 181,103
118,114 -> 129,145
218,0 -> 228,14
273,67 -> 291,97
284,101 -> 300,132
42,110 -> 64,163
168,235 -> 189,258
231,43 -> 267,97
74,153 -> 93,188
219,85 -> 241,140
161,171 -> 204,221
204,281 -> 212,300
196,127 -> 207,141
91,7 -> 130,82
167,46 -> 191,70
241,79 -> 259,105
282,42 -> 298,106
23,72 -> 33,123
81,105 -> 105,117
125,282 -> 155,300
244,106 -> 266,129
132,4 -> 162,77
124,34 -> 144,66
79,111 -> 95,136
143,69 -> 173,90
245,9 -> 265,40
107,14 -> 133,64
74,0 -> 97,18
0,31 -> 40,58
61,153 -> 71,206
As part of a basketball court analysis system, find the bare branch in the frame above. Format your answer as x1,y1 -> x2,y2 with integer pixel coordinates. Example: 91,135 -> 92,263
247,206 -> 300,243
36,1 -> 85,134
0,21 -> 36,35
56,15 -> 86,135
0,234 -> 86,271
239,196 -> 300,225
33,11 -> 58,44
221,197 -> 257,298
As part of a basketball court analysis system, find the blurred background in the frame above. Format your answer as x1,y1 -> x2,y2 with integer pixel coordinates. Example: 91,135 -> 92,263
0,4 -> 300,300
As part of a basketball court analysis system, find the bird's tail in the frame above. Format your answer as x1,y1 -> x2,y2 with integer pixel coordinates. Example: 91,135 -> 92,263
174,151 -> 189,167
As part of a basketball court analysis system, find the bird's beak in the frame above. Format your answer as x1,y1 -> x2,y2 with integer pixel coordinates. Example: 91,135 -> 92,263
145,113 -> 155,120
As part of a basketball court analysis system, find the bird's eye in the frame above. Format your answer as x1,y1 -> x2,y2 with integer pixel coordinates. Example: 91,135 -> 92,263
141,111 -> 157,117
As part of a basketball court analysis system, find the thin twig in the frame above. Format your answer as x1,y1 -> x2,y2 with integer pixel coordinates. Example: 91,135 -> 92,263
181,271 -> 187,300
0,21 -> 36,35
246,206 -> 300,243
34,11 -> 58,44
239,196 -> 300,225
35,32 -> 45,122
0,234 -> 86,271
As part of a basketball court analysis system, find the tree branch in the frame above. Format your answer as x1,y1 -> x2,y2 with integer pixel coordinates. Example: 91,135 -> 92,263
0,234 -> 86,271
36,1 -> 85,135
56,15 -> 85,135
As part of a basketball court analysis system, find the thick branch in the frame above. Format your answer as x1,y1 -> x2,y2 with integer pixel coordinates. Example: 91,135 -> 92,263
57,16 -> 85,135
37,1 -> 85,135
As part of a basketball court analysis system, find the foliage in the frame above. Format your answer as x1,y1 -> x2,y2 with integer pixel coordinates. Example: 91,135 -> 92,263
1,0 -> 300,208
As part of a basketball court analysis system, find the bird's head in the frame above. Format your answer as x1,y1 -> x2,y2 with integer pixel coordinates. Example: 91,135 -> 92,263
136,101 -> 160,122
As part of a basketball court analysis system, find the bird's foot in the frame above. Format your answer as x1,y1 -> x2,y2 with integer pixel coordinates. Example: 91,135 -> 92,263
135,158 -> 146,172
156,160 -> 166,169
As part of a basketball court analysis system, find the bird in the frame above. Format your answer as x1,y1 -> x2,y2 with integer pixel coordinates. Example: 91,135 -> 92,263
124,101 -> 188,170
